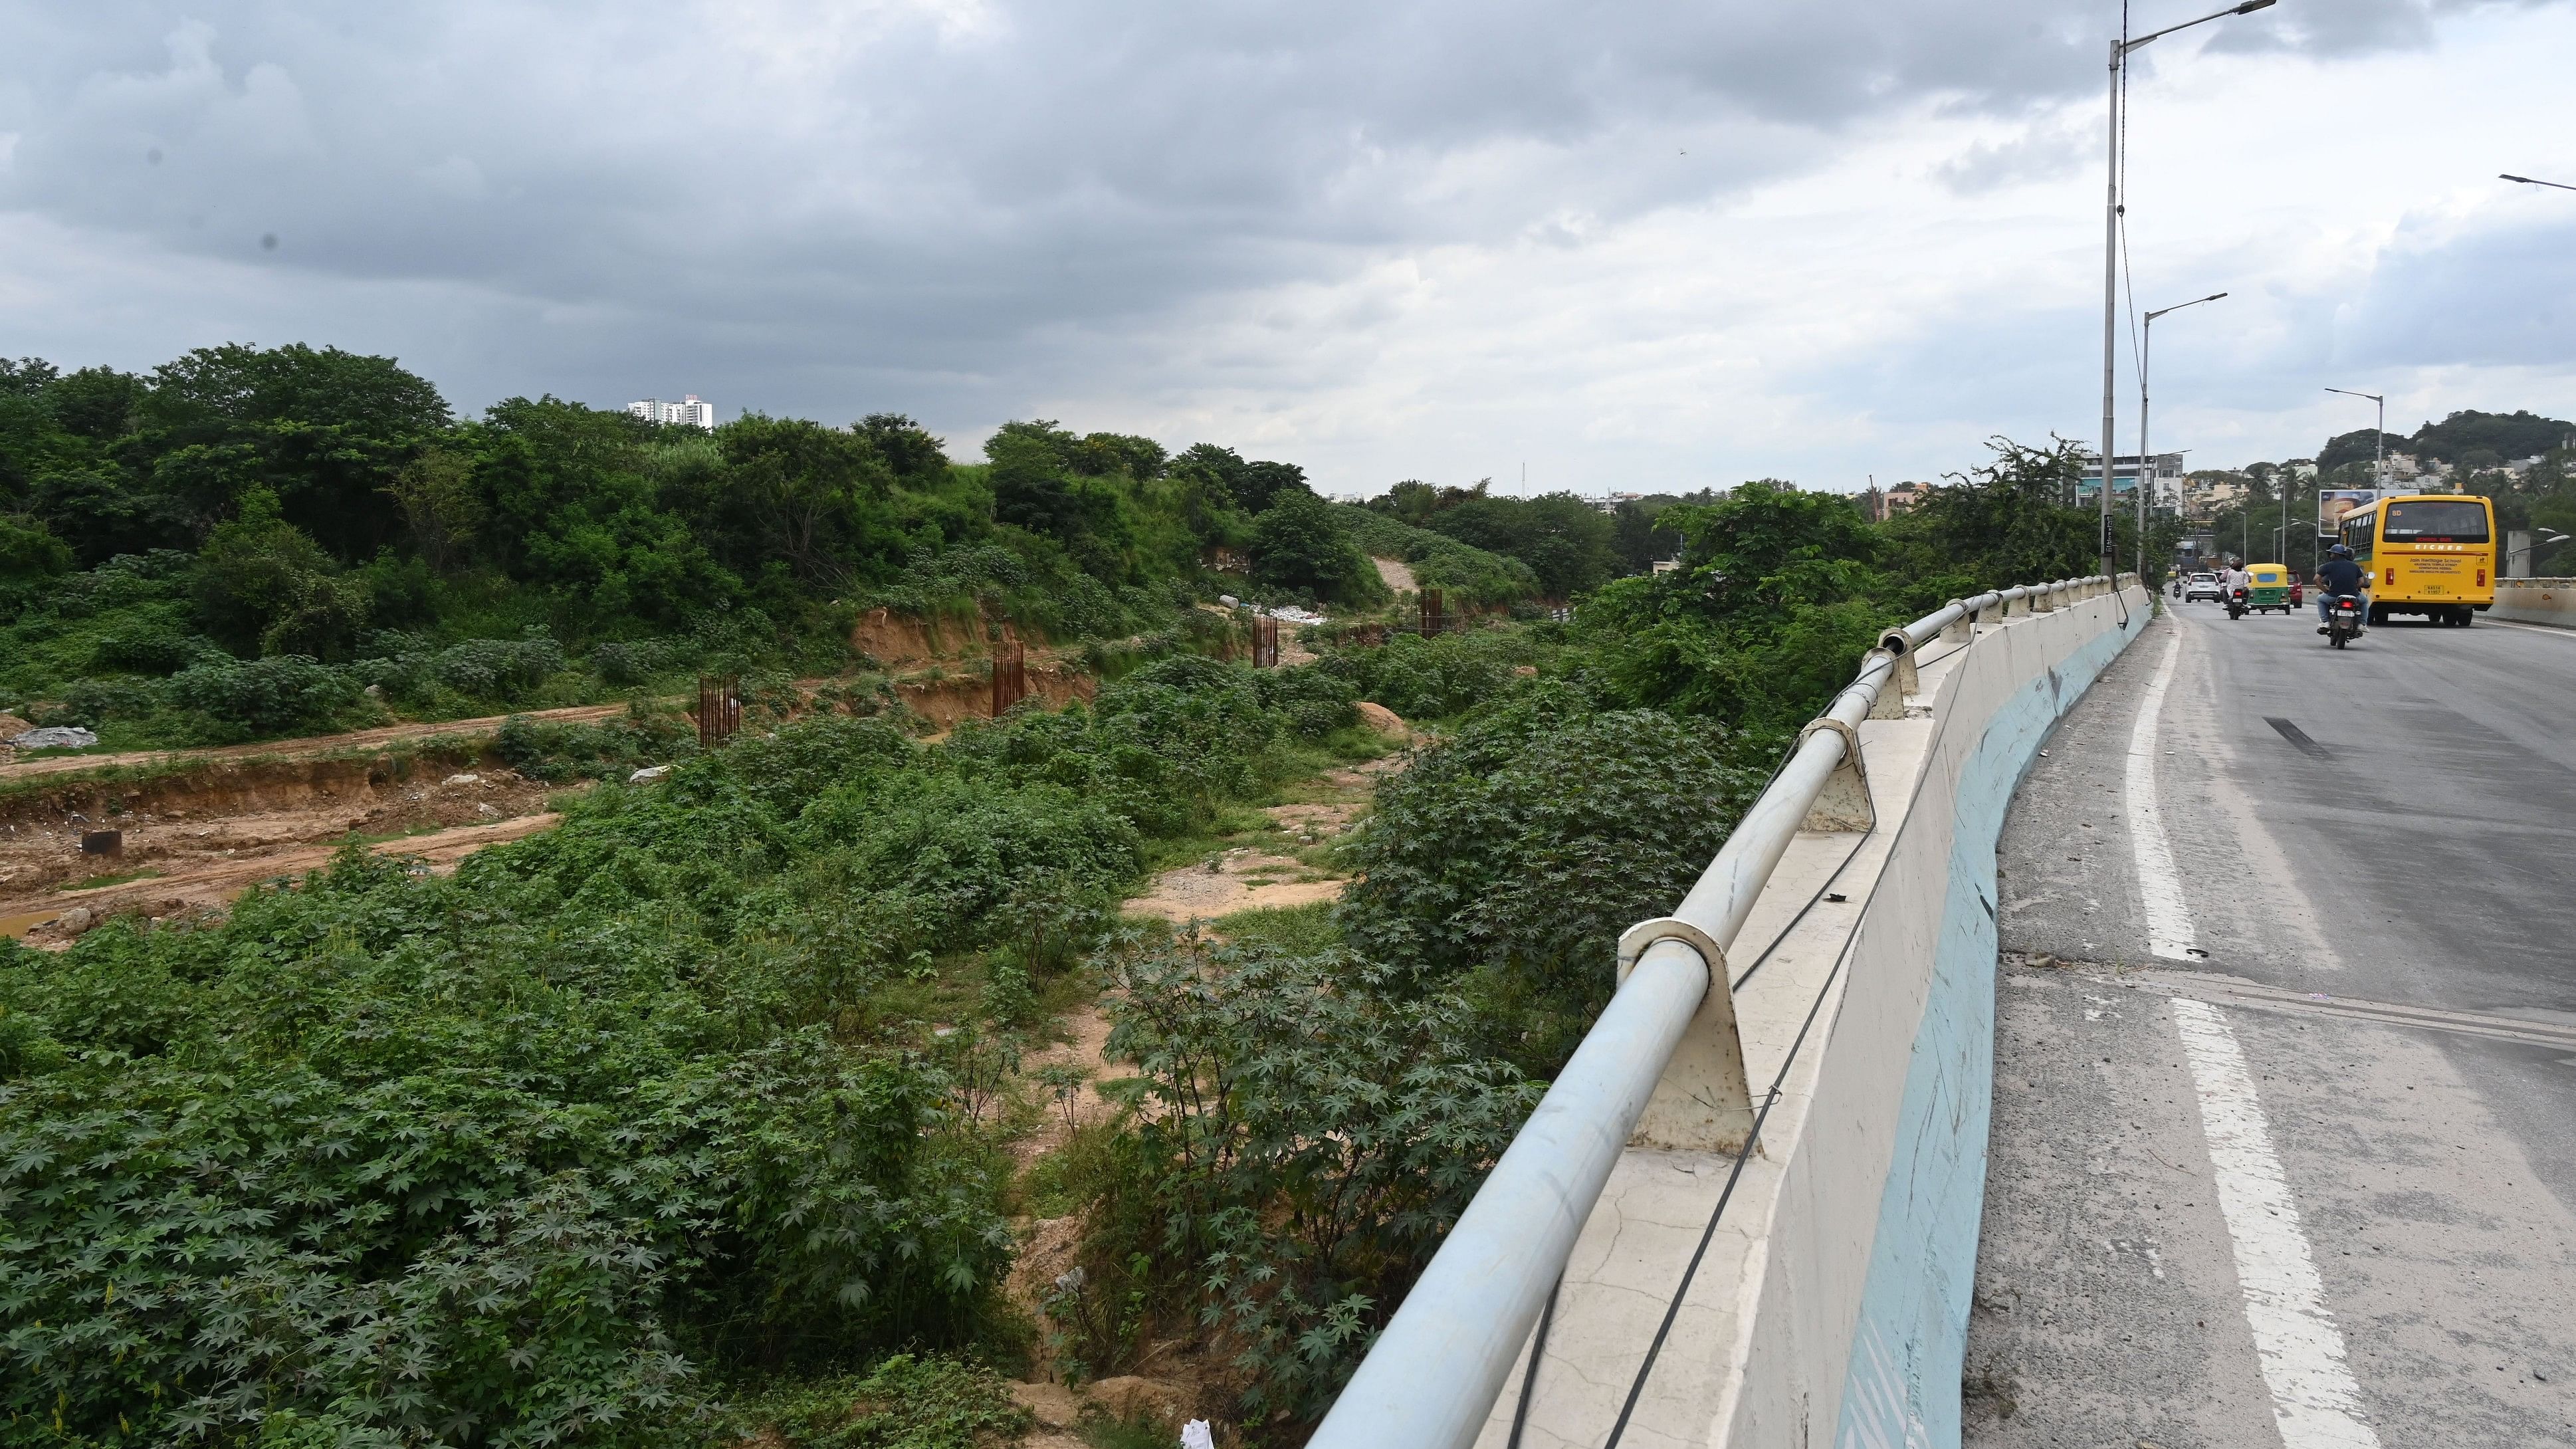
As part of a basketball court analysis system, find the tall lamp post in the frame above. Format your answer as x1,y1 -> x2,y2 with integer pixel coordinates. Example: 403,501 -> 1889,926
2139,290 -> 2227,576
2100,0 -> 2279,579
2325,387 -> 2387,492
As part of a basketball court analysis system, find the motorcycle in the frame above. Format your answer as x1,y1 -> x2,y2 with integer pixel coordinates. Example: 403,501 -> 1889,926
2323,593 -> 2365,649
2226,585 -> 2249,621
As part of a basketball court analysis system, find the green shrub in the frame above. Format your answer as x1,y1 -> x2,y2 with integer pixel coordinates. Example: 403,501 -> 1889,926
1094,929 -> 1542,1422
1322,630 -> 1521,720
1249,489 -> 1384,606
1251,661 -> 1359,739
53,675 -> 161,726
1337,685 -> 1765,1070
88,623 -> 217,675
165,652 -> 365,736
728,1354 -> 1031,1449
591,637 -> 678,685
494,711 -> 697,782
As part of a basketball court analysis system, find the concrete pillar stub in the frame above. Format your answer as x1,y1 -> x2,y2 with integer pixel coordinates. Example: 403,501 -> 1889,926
1940,603 -> 1975,645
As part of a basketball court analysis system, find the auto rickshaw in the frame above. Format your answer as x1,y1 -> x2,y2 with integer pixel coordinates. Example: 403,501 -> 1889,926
2241,564 -> 2295,615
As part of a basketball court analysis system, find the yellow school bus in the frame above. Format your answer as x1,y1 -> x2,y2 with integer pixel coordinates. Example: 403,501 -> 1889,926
2337,493 -> 2497,627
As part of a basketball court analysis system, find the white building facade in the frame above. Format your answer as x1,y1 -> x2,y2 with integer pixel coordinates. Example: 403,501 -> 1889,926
627,395 -> 717,429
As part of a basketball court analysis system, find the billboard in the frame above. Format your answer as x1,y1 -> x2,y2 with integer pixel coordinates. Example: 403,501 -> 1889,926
2317,489 -> 2373,539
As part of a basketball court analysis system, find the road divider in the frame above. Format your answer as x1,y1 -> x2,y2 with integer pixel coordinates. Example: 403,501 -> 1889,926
2491,578 -> 2576,629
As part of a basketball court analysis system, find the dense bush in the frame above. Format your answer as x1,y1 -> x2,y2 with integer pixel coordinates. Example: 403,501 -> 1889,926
1249,489 -> 1385,606
1251,658 -> 1360,739
164,652 -> 368,737
0,655 -> 1368,1442
1338,684 -> 1766,1071
494,711 -> 697,782
1086,930 -> 1542,1421
1320,628 -> 1545,721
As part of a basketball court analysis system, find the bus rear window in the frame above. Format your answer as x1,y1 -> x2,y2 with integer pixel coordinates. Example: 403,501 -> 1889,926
2383,500 -> 2488,542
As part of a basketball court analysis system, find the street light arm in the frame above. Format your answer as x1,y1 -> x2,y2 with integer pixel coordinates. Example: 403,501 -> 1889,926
2123,0 -> 2276,54
2501,173 -> 2576,192
2145,291 -> 2229,323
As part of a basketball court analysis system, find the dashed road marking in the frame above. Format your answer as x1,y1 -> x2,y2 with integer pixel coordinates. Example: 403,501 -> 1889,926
2123,629 -> 2198,962
2169,996 -> 2383,1449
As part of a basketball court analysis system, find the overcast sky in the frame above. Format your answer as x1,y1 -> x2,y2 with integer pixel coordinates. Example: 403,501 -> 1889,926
4,1 -> 2571,496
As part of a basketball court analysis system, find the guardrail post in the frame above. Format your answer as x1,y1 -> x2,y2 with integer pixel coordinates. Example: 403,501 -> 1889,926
1796,716 -> 1872,831
1610,929 -> 1754,1151
1941,601 -> 1975,645
1865,645 -> 1918,720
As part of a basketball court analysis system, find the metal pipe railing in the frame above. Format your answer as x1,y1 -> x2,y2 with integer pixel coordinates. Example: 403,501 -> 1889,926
1309,573 -> 2132,1449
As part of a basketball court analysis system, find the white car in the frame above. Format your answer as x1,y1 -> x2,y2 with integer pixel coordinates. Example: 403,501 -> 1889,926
2182,572 -> 2224,602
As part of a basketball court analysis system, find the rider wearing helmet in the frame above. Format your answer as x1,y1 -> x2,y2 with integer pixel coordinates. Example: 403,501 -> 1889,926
2316,542 -> 2365,631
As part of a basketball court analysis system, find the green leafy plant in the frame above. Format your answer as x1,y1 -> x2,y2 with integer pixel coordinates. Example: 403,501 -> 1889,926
1091,928 -> 1543,1422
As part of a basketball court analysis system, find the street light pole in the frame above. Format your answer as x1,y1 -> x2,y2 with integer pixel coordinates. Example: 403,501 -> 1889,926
2327,387 -> 2387,492
2098,0 -> 2278,580
2141,290 -> 2227,576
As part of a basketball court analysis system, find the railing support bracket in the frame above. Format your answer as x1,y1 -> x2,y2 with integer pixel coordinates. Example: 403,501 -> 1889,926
1865,645 -> 1919,719
1795,717 -> 1873,831
1614,921 -> 1754,1153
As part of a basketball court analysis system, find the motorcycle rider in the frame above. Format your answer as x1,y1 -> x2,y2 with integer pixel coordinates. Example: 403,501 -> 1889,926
2315,543 -> 2365,633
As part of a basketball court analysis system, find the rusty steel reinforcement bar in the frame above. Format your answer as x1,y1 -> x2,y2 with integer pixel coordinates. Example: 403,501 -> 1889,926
1307,573 -> 2129,1449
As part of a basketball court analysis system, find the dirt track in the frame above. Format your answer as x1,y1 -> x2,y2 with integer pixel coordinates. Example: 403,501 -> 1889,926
0,703 -> 630,784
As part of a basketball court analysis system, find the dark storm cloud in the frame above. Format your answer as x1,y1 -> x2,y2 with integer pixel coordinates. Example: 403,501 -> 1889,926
0,0 -> 2552,439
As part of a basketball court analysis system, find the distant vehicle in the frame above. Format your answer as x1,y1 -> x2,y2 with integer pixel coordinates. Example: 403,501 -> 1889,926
2242,564 -> 2296,614
2183,573 -> 2224,603
2334,493 -> 2497,627
2323,592 -> 2366,649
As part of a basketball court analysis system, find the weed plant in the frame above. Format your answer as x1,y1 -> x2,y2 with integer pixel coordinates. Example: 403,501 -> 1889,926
0,656 -> 1355,1446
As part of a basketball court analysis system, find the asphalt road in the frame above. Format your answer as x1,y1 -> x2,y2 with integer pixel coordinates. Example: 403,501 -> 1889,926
1965,600 -> 2576,1446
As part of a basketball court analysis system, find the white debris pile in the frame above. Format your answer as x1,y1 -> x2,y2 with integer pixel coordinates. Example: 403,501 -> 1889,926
9,726 -> 100,750
1216,596 -> 1328,625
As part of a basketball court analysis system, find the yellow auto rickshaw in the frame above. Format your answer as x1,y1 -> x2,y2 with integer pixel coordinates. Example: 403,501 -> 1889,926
2242,564 -> 2294,615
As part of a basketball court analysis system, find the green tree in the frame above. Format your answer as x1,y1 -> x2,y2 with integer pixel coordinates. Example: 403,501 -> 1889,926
1249,488 -> 1383,604
1425,493 -> 1620,598
189,487 -> 372,657
1578,481 -> 1887,728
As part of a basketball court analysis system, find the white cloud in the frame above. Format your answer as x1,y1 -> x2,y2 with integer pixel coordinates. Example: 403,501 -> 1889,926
0,0 -> 2569,491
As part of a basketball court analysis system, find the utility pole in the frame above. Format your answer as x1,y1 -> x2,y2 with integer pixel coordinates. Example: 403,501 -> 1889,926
2141,291 -> 2226,580
2326,387 -> 2388,493
2099,1 -> 2278,580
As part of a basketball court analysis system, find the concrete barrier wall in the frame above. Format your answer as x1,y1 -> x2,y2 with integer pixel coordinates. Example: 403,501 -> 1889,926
2492,578 -> 2576,628
1724,588 -> 2149,1448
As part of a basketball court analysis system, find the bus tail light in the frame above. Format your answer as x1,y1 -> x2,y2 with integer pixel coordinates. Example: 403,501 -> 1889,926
2477,568 -> 2486,586
2386,564 -> 2397,585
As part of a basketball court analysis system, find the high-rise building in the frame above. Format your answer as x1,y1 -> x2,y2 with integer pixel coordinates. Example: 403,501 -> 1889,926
626,395 -> 717,429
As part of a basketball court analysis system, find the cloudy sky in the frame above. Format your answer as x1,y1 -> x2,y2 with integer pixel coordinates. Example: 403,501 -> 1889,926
3,1 -> 2571,496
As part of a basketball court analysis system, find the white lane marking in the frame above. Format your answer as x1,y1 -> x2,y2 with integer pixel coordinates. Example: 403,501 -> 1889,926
2169,998 -> 2383,1449
2123,629 -> 2197,961
2484,619 -> 2576,641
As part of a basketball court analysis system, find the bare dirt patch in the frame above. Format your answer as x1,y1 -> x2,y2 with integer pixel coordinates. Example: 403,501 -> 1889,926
1371,556 -> 1418,593
1127,848 -> 1344,923
0,703 -> 629,784
1,758 -> 568,943
894,663 -> 1097,731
